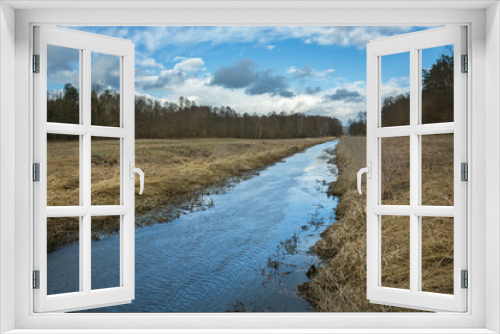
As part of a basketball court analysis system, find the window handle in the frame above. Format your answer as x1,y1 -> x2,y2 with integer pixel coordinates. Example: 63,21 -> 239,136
357,162 -> 371,195
129,162 -> 144,195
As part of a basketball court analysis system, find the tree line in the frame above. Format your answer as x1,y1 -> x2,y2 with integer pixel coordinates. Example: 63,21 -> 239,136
48,85 -> 344,140
135,96 -> 343,139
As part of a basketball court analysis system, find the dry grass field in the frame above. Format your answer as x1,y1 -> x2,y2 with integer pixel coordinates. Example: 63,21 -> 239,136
47,137 -> 334,252
298,135 -> 454,312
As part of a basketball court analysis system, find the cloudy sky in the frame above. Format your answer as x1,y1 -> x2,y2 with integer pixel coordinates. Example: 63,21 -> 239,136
48,26 -> 445,123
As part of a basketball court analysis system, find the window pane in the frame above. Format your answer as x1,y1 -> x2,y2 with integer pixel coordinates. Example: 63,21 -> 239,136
421,134 -> 454,206
91,52 -> 121,127
91,137 -> 120,206
47,134 -> 80,206
381,52 -> 410,127
381,137 -> 410,205
47,217 -> 80,295
421,217 -> 454,294
47,44 -> 80,124
421,45 -> 454,124
91,216 -> 121,290
381,215 -> 410,290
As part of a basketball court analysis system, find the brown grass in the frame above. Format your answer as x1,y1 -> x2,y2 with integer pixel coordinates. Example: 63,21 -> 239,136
297,135 -> 454,311
46,137 -> 334,251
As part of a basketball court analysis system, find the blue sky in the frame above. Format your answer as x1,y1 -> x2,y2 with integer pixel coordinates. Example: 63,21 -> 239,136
49,26 -> 446,123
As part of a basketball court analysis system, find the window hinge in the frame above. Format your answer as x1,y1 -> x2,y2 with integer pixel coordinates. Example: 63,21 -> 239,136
33,54 -> 40,73
461,54 -> 468,73
33,163 -> 40,182
33,270 -> 40,289
461,270 -> 468,289
461,162 -> 468,182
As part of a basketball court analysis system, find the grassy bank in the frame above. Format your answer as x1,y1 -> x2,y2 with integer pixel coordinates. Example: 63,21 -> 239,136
298,135 -> 454,312
47,137 -> 334,252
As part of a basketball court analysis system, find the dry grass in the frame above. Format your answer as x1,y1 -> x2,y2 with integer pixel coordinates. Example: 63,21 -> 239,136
298,135 -> 454,311
46,137 -> 334,251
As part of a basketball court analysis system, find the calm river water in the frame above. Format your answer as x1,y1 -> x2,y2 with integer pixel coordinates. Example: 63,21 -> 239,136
48,139 -> 339,312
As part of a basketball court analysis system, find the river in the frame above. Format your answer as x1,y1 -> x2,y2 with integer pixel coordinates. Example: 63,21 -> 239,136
48,139 -> 339,312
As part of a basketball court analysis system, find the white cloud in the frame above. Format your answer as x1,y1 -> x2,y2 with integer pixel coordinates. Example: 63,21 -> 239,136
133,62 -> 410,124
48,70 -> 79,90
91,53 -> 120,90
381,77 -> 410,100
266,45 -> 275,51
127,26 -> 419,54
173,58 -> 205,72
137,57 -> 206,90
135,72 -> 372,123
139,57 -> 165,69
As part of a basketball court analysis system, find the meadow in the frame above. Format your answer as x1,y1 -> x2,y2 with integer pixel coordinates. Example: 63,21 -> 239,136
46,137 -> 334,252
298,135 -> 454,312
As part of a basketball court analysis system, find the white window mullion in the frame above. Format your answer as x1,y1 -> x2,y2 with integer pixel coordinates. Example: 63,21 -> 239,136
413,123 -> 454,135
409,47 -> 420,294
82,47 -> 92,295
372,125 -> 411,138
121,49 -> 135,295
78,47 -> 84,292
415,48 -> 423,293
366,44 -> 380,300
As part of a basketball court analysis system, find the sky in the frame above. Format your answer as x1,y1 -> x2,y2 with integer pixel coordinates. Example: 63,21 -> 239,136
47,26 -> 448,124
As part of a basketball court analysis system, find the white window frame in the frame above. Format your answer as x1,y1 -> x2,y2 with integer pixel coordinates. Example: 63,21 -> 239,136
366,26 -> 467,312
33,26 -> 136,313
1,2 -> 499,333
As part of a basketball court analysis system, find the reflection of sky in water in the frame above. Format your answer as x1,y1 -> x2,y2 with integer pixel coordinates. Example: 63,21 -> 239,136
49,140 -> 340,312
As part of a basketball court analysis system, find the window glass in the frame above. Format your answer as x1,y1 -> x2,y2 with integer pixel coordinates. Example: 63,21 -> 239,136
421,45 -> 454,124
381,215 -> 410,290
91,216 -> 121,290
381,52 -> 410,127
47,134 -> 80,206
47,44 -> 80,124
421,217 -> 454,294
91,137 -> 120,206
381,137 -> 410,205
47,217 -> 80,295
421,134 -> 454,206
91,52 -> 121,127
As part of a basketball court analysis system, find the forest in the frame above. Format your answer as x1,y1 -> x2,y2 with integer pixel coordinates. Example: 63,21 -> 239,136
47,85 -> 344,139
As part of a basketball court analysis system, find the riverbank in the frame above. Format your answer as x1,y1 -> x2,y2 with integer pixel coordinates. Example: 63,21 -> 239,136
47,137 -> 334,251
298,136 -> 454,312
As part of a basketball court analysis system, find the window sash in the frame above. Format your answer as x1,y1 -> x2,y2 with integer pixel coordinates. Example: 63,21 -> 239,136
33,25 -> 136,313
366,26 -> 467,312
